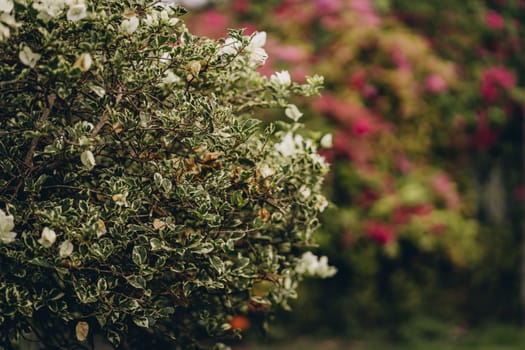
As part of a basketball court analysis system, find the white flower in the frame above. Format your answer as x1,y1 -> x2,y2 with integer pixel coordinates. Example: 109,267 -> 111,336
315,194 -> 329,212
112,192 -> 129,207
295,251 -> 337,278
143,13 -> 159,27
80,150 -> 96,170
33,0 -> 66,22
245,31 -> 268,65
270,70 -> 291,86
73,52 -> 92,71
249,31 -> 266,48
160,70 -> 181,86
275,132 -> 297,157
0,0 -> 14,13
0,21 -> 10,42
298,185 -> 312,200
285,104 -> 303,122
258,163 -> 275,178
120,16 -> 139,34
320,133 -> 333,148
19,45 -> 41,68
38,227 -> 56,247
0,209 -> 16,244
66,3 -> 87,21
218,37 -> 242,55
59,240 -> 74,257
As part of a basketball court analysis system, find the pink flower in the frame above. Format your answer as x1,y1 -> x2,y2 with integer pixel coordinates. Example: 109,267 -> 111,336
390,46 -> 411,71
485,10 -> 505,29
349,69 -> 367,91
315,0 -> 343,14
480,66 -> 516,102
432,172 -> 460,208
348,0 -> 381,26
364,221 -> 395,245
352,117 -> 375,135
188,10 -> 229,39
269,43 -> 309,63
395,153 -> 412,173
425,74 -> 448,93
233,0 -> 250,13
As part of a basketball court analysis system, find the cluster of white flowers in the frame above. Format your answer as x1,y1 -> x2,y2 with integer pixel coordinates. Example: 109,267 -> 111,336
0,209 -> 16,244
218,31 -> 268,66
295,251 -> 337,278
143,5 -> 179,27
33,0 -> 88,23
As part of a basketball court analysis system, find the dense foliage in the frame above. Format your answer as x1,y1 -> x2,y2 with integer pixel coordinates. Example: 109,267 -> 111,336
0,0 -> 332,348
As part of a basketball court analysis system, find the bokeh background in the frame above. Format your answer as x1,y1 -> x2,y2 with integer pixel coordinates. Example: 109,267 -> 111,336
177,0 -> 525,348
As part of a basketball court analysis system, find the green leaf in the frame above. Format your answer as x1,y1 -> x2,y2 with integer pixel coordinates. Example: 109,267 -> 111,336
132,245 -> 148,267
133,316 -> 149,328
127,275 -> 146,289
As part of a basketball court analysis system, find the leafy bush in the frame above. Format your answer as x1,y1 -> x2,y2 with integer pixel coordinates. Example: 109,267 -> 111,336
0,0 -> 332,348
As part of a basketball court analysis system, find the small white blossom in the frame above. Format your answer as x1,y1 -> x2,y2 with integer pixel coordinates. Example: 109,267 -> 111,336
80,150 -> 96,170
0,209 -> 16,244
38,227 -> 56,247
258,163 -> 275,178
73,52 -> 92,71
246,32 -> 268,65
66,3 -> 87,21
295,251 -> 337,278
285,104 -> 303,122
310,152 -> 328,167
19,45 -> 41,68
0,22 -> 10,42
298,185 -> 312,200
218,37 -> 242,56
270,70 -> 291,86
0,0 -> 14,13
112,192 -> 129,207
275,132 -> 298,157
59,240 -> 74,257
160,69 -> 181,86
33,0 -> 66,22
120,16 -> 139,34
143,13 -> 159,27
320,133 -> 333,148
315,194 -> 329,212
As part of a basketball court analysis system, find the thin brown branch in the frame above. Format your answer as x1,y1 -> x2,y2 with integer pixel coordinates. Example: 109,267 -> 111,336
24,93 -> 56,169
91,92 -> 123,138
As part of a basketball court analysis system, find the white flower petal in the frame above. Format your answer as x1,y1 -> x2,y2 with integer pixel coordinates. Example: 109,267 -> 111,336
38,227 -> 56,247
59,240 -> 74,257
19,45 -> 41,68
80,150 -> 96,170
285,104 -> 303,122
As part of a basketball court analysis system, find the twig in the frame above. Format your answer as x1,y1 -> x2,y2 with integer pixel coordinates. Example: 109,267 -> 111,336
24,93 -> 56,168
91,92 -> 123,137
